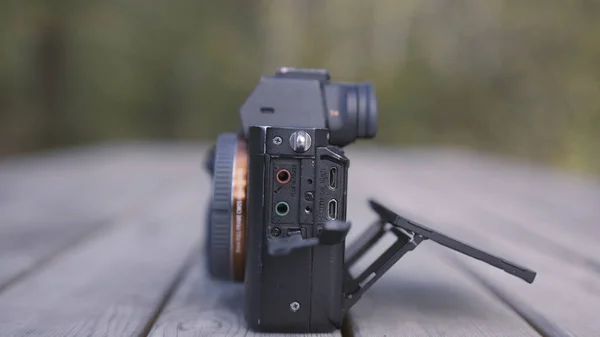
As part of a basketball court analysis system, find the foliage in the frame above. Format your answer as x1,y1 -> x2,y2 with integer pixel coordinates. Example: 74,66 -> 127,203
0,0 -> 598,173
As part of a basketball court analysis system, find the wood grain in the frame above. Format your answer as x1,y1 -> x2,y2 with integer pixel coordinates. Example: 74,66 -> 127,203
372,148 -> 600,244
1,143 -> 598,337
347,148 -> 600,276
346,148 -> 600,337
0,164 -> 207,337
340,159 -> 541,337
0,143 -> 203,225
0,144 -> 204,289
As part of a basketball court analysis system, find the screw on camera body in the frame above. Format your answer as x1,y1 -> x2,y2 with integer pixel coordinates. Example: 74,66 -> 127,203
290,302 -> 300,312
270,227 -> 282,237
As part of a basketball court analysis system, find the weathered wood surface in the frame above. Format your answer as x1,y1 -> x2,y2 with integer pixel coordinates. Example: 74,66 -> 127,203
341,159 -> 539,337
0,144 -> 200,291
0,143 -> 598,337
346,148 -> 600,337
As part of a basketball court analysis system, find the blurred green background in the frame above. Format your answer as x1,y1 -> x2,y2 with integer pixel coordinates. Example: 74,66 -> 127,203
1,0 -> 598,173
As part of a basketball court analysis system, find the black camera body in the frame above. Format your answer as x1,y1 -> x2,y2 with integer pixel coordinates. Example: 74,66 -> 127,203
244,126 -> 349,332
204,67 -> 538,334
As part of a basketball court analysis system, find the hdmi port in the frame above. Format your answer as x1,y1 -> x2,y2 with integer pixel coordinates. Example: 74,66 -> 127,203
329,167 -> 337,189
327,199 -> 337,220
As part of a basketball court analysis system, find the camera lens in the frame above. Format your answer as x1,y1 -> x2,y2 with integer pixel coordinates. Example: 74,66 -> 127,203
205,133 -> 247,282
324,82 -> 378,147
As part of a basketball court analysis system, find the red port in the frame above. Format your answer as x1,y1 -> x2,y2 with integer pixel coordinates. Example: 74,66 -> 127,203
276,169 -> 291,184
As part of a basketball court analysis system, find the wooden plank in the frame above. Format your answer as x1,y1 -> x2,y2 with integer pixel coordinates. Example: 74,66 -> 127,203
387,149 -> 600,272
0,143 -> 204,225
353,149 -> 600,337
398,199 -> 600,337
344,247 -> 540,337
384,148 -> 600,239
0,145 -> 204,291
0,219 -> 100,291
0,163 -> 206,336
352,148 -> 600,266
452,150 -> 600,219
339,157 -> 540,337
408,159 -> 600,273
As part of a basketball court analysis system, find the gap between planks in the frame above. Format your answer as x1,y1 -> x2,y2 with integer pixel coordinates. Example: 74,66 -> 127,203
139,250 -> 199,337
347,149 -> 600,337
446,255 -> 570,337
0,176 -> 195,296
0,155 -> 209,337
0,145 -> 205,293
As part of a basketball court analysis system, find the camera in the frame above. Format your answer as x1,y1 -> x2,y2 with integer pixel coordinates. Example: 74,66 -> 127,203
204,67 -> 537,333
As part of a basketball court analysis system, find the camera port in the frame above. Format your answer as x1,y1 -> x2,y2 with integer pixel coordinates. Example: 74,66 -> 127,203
276,169 -> 291,184
327,199 -> 337,220
275,201 -> 290,217
329,168 -> 337,189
